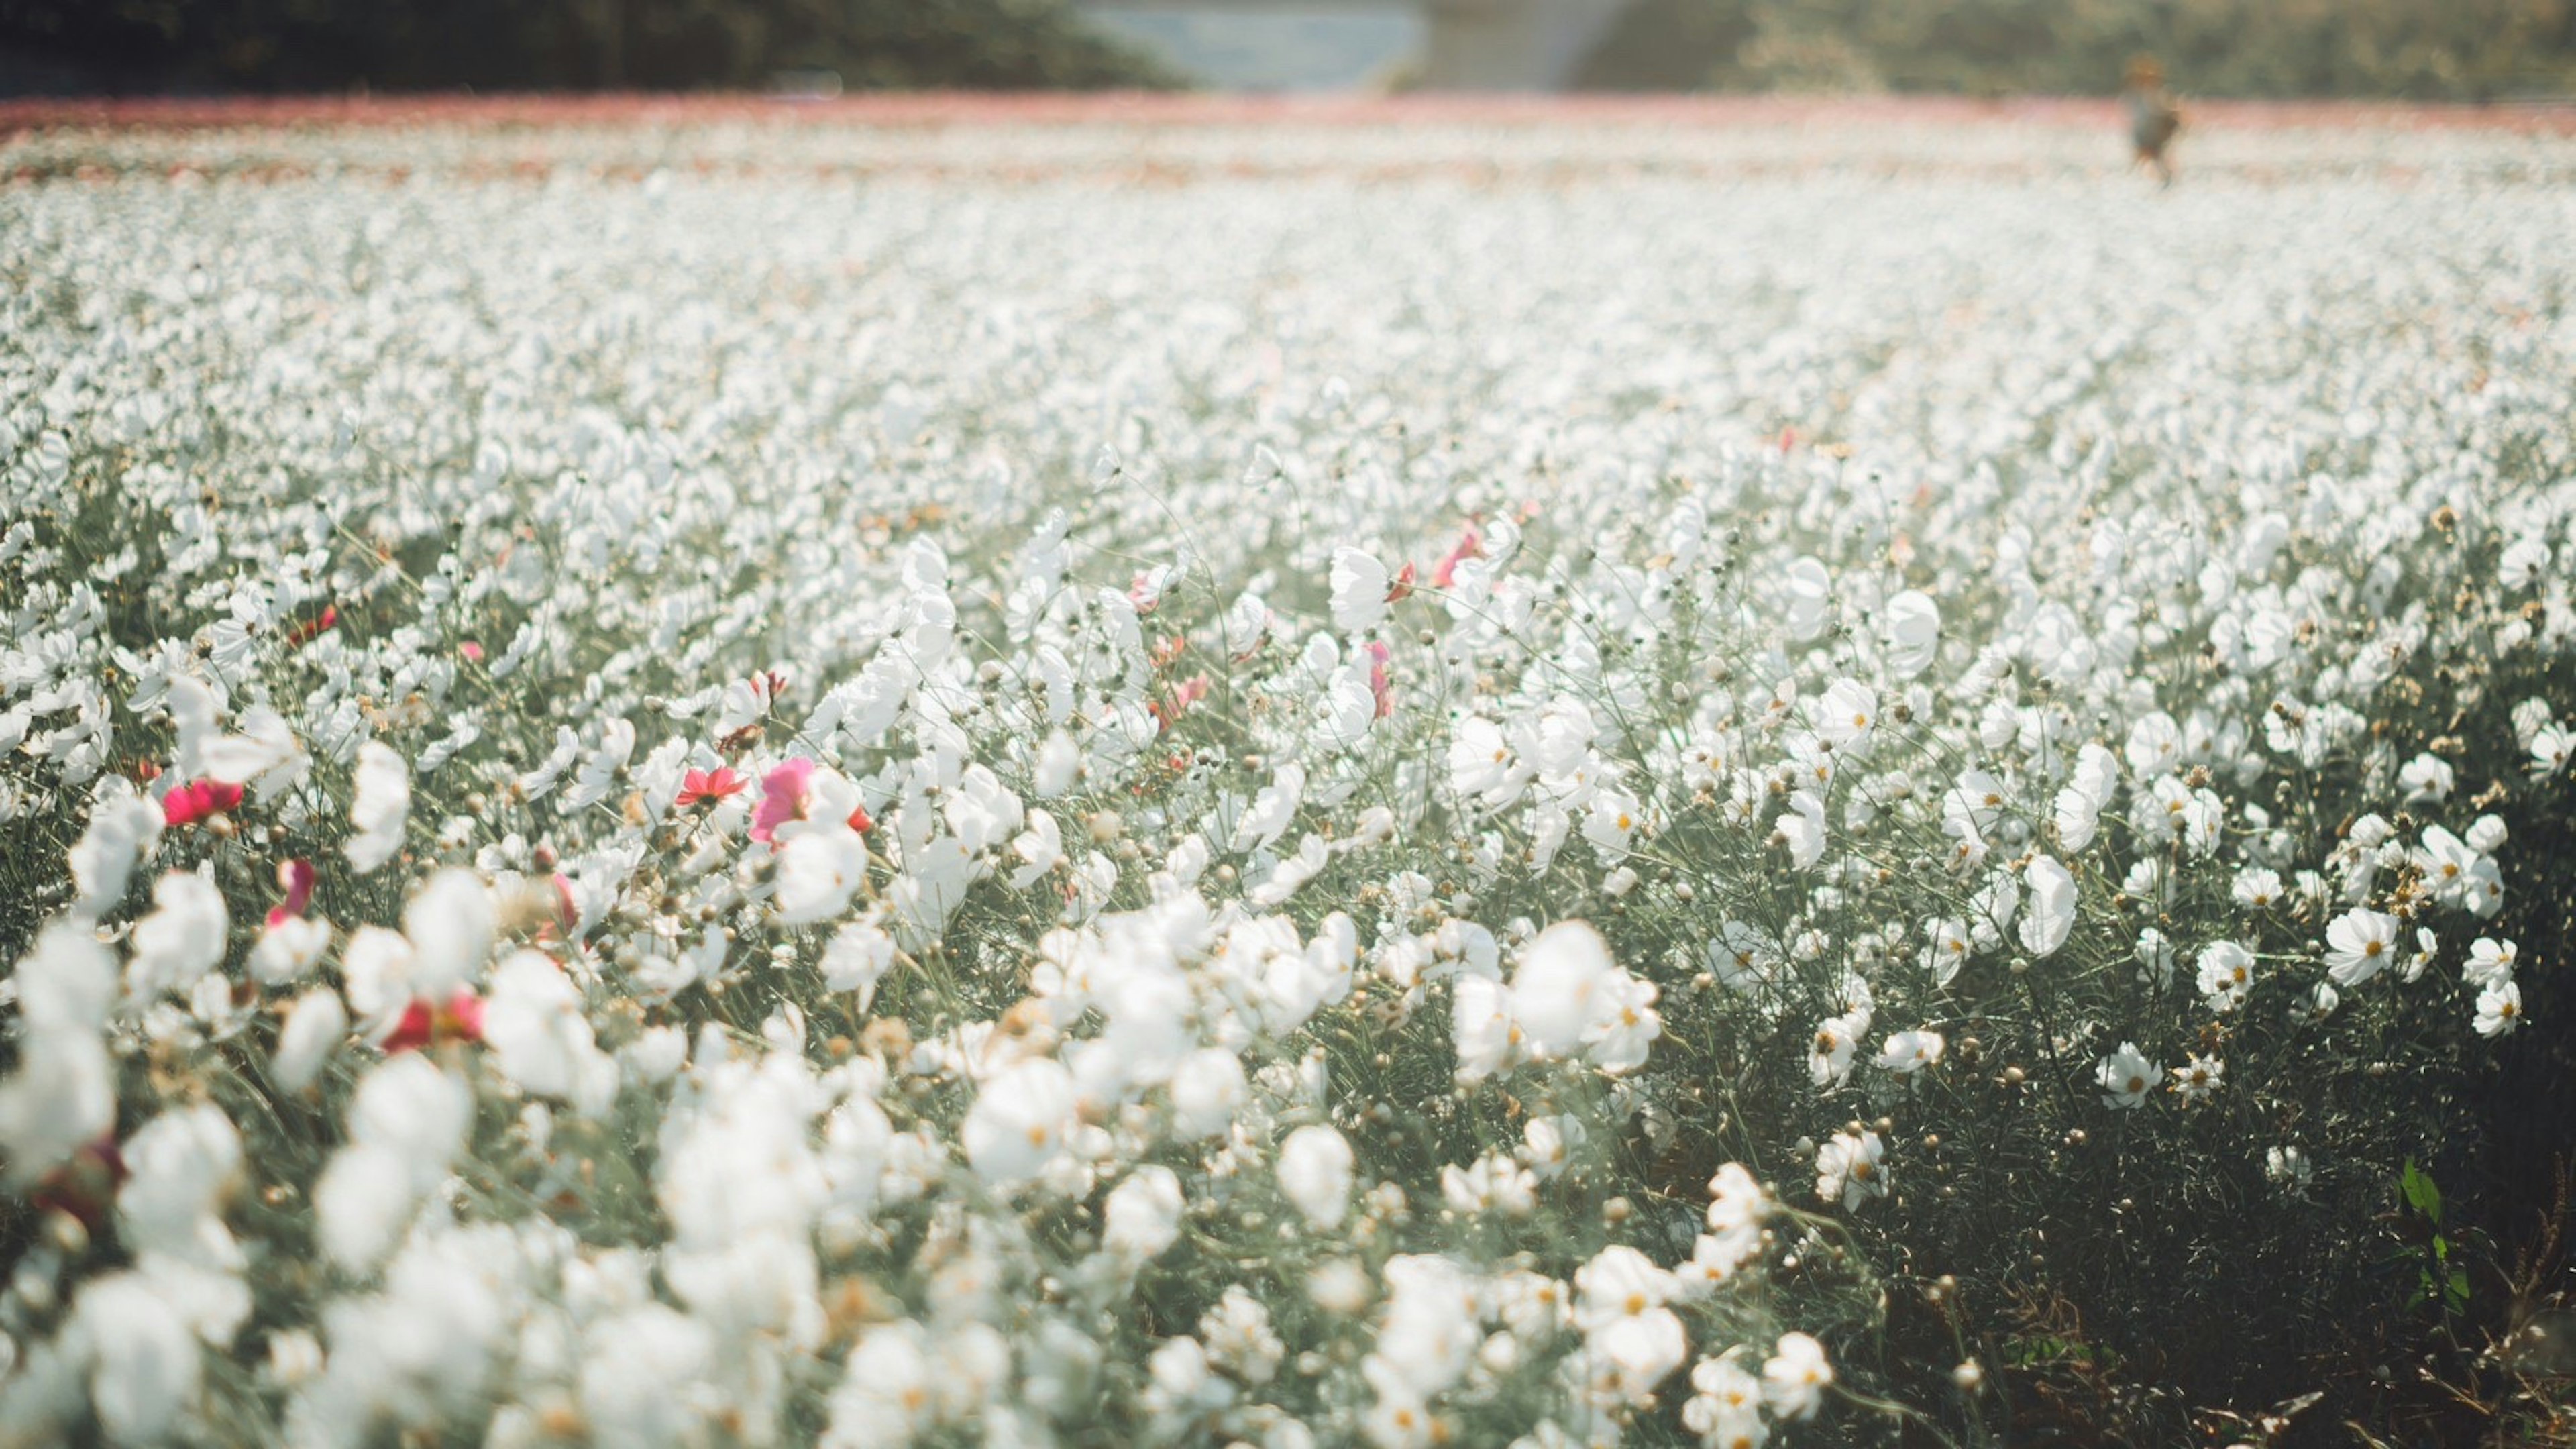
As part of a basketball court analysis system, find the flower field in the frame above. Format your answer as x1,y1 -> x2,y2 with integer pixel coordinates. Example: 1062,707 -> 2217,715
1,101 -> 2572,1446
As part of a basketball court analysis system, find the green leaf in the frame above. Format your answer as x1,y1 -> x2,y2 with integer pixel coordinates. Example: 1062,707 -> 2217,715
2401,1159 -> 2443,1224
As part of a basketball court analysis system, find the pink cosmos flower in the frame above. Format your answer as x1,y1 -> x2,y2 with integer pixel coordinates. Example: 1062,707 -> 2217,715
1432,526 -> 1483,588
162,777 -> 244,828
750,757 -> 817,844
1364,641 -> 1395,719
265,859 -> 317,930
382,989 -> 485,1052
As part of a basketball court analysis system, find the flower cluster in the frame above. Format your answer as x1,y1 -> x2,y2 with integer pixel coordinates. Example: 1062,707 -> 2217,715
1,111 -> 2569,1445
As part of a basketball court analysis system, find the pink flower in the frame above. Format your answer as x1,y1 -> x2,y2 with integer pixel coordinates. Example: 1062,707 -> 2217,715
264,859 -> 317,930
460,641 -> 485,663
382,989 -> 485,1052
1152,674 -> 1212,732
1432,526 -> 1483,588
1364,641 -> 1395,719
678,765 -> 749,808
750,757 -> 816,844
162,777 -> 244,828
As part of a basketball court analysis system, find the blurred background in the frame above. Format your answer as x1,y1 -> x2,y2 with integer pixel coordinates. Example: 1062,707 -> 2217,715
3,0 -> 2575,99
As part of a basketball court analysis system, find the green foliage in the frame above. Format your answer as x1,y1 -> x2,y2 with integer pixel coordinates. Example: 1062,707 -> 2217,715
0,0 -> 1175,93
1576,0 -> 2576,99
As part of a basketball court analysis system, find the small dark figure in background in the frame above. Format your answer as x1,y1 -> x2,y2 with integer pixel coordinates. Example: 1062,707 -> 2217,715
2124,55 -> 2182,185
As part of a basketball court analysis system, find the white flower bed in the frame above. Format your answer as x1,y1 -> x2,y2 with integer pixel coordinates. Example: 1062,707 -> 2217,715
0,112 -> 2569,1446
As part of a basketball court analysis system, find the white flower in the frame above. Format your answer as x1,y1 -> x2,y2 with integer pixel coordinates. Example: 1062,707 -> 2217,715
1815,678 -> 1878,752
1776,789 -> 1827,869
1880,590 -> 1940,678
1683,1352 -> 1770,1449
70,788 -> 165,916
2475,979 -> 2523,1037
1877,1028 -> 1946,1075
249,914 -> 331,986
961,1057 -> 1079,1187
2323,908 -> 2402,987
2018,855 -> 2074,957
1762,1332 -> 1833,1421
127,869 -> 229,1001
820,918 -> 896,1010
270,989 -> 349,1093
2096,1041 -> 2163,1108
1808,1013 -> 1862,1087
1509,920 -> 1614,1059
1330,546 -> 1392,633
1103,1165 -> 1185,1260
314,1055 -> 471,1269
2169,1053 -> 2224,1104
75,1270 -> 205,1443
1574,1244 -> 1678,1332
2465,936 -> 2519,989
1169,1046 -> 1248,1139
773,825 -> 869,926
2399,752 -> 2455,804
343,741 -> 411,873
482,950 -> 619,1115
2196,940 -> 2257,1012
1277,1124 -> 1355,1230
1815,1128 -> 1885,1208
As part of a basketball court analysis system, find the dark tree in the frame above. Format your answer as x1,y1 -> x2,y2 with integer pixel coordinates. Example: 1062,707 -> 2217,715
0,0 -> 1172,94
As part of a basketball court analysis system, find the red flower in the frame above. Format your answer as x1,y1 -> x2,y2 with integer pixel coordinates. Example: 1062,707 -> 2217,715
383,989 -> 485,1052
31,1136 -> 127,1232
847,802 -> 873,834
264,858 -> 317,929
162,777 -> 244,828
677,765 -> 748,808
1385,561 -> 1417,603
286,604 -> 339,648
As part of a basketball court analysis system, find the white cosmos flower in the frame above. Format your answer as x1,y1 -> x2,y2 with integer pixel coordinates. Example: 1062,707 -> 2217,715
343,741 -> 411,874
1815,1128 -> 1885,1208
1329,546 -> 1392,633
403,869 -> 494,998
482,950 -> 619,1115
127,869 -> 229,1002
961,1057 -> 1079,1187
2475,979 -> 2524,1037
1277,1124 -> 1354,1230
1877,1028 -> 1946,1074
2019,855 -> 2074,958
2465,936 -> 2518,989
2096,1041 -> 2163,1108
270,989 -> 348,1093
774,825 -> 869,926
2196,939 -> 2257,1012
2323,907 -> 2403,987
1880,589 -> 1940,677
1762,1332 -> 1834,1421
1103,1165 -> 1185,1260
70,787 -> 165,916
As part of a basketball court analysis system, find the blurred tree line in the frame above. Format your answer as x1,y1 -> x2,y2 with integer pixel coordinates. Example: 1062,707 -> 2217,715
0,0 -> 1171,93
1578,0 -> 2576,99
